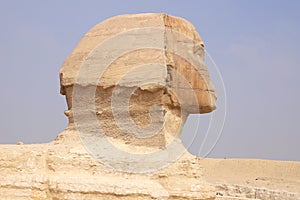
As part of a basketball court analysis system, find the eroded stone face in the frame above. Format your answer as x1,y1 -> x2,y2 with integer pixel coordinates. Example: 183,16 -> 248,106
59,13 -> 216,152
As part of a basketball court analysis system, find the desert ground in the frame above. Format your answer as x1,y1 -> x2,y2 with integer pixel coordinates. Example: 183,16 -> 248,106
200,158 -> 300,194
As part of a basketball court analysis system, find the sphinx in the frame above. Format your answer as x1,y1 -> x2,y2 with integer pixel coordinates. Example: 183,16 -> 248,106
0,14 -> 217,199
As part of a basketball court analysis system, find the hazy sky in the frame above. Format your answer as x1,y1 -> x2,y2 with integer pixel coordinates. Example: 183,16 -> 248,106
0,0 -> 299,161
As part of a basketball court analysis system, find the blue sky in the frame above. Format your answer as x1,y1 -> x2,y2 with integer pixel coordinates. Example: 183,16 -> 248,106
0,0 -> 299,161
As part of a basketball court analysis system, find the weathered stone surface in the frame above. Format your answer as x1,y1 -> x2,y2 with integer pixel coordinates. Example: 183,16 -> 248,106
0,13 -> 217,200
59,13 -> 216,156
0,134 -> 215,199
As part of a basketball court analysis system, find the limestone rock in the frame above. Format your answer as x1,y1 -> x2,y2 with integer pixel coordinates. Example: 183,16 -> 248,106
59,13 -> 217,154
0,13 -> 217,200
0,134 -> 216,199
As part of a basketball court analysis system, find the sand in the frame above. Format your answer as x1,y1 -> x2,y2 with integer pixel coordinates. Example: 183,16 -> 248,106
199,158 -> 300,194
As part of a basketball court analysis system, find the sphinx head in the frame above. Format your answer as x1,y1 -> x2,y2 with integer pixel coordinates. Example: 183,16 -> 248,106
59,14 -> 216,154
